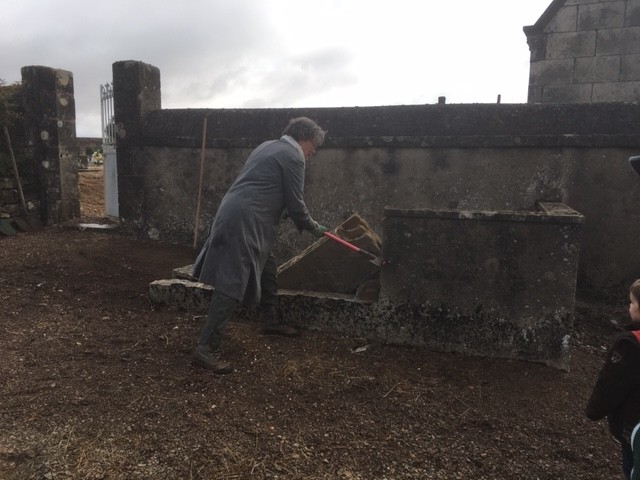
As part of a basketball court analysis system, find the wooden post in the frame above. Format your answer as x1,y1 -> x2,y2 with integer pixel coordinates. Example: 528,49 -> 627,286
193,117 -> 208,249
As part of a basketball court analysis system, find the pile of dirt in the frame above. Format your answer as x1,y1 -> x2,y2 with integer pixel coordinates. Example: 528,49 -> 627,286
0,169 -> 628,479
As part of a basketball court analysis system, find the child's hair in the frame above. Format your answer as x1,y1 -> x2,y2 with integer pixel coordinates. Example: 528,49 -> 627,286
631,279 -> 640,300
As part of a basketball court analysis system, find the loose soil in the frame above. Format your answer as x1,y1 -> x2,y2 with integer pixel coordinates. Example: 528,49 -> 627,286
0,169 -> 629,479
78,168 -> 106,221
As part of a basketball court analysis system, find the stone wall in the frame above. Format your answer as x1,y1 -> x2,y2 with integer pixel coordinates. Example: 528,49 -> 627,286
0,178 -> 21,216
113,61 -> 640,302
525,0 -> 640,103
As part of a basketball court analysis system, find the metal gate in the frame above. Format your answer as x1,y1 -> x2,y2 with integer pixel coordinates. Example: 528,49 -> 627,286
100,83 -> 118,218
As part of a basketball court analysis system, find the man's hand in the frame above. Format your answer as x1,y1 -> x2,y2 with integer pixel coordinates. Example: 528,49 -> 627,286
311,222 -> 328,238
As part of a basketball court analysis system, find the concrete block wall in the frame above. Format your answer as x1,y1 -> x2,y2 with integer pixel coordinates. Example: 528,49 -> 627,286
525,0 -> 640,103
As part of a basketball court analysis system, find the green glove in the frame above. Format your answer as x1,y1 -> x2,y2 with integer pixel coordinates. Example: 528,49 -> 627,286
311,222 -> 328,238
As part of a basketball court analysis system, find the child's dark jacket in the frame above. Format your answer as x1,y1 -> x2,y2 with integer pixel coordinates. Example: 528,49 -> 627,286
586,328 -> 640,444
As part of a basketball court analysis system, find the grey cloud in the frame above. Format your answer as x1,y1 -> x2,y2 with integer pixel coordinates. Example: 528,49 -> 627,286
1,0 -> 281,135
187,46 -> 358,108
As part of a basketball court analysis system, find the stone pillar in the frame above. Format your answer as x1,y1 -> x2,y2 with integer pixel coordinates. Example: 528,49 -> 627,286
21,66 -> 79,225
112,61 -> 161,227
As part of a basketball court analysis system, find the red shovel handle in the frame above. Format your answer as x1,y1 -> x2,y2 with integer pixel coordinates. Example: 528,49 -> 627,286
323,231 -> 360,253
323,230 -> 386,267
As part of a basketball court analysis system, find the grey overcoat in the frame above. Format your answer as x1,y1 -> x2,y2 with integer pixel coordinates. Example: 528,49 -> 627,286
192,137 -> 317,304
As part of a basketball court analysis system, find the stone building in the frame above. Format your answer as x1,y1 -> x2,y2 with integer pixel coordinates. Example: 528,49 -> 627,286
524,0 -> 640,102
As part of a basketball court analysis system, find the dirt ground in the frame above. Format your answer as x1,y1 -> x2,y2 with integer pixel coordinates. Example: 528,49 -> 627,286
0,168 -> 630,479
77,168 -> 106,220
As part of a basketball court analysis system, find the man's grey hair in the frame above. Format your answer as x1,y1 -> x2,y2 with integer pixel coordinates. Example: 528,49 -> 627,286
282,117 -> 326,147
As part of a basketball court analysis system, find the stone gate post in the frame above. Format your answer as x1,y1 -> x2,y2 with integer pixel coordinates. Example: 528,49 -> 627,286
21,66 -> 79,225
112,61 -> 161,228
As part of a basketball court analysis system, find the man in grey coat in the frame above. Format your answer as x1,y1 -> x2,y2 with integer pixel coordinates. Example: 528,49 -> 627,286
191,117 -> 328,374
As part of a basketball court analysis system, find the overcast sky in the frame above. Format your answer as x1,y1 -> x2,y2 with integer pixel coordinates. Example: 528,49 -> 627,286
1,0 -> 552,137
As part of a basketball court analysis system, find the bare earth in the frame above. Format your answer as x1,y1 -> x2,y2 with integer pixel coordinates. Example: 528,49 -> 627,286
0,169 -> 628,479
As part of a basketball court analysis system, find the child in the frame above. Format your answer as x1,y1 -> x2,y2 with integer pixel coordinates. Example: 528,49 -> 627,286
586,279 -> 640,479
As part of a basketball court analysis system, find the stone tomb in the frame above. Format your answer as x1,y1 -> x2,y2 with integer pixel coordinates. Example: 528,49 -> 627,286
149,203 -> 584,369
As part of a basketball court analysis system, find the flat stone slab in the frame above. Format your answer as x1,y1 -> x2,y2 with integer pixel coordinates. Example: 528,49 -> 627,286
277,213 -> 382,300
149,279 -> 213,312
172,265 -> 195,280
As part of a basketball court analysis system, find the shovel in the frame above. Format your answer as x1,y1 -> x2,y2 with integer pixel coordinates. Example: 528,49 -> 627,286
3,125 -> 42,231
323,231 -> 387,267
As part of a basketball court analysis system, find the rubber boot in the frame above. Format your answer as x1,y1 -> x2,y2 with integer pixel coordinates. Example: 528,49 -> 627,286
259,253 -> 301,337
192,290 -> 237,374
261,304 -> 301,337
192,344 -> 233,374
